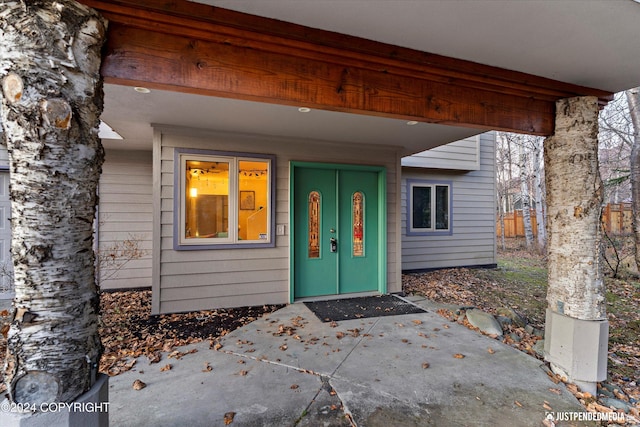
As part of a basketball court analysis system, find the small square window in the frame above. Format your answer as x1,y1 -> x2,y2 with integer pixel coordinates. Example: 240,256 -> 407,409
407,180 -> 452,235
175,149 -> 275,249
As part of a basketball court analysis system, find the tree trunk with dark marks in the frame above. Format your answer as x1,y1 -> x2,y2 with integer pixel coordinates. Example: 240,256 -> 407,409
0,0 -> 106,404
544,96 -> 605,321
626,88 -> 640,273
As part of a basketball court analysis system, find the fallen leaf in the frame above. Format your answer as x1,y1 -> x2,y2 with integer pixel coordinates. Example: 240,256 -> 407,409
132,379 -> 146,390
147,352 -> 161,364
290,384 -> 299,390
453,353 -> 465,359
223,411 -> 235,425
487,347 -> 495,354
238,370 -> 248,376
329,321 -> 338,328
160,364 -> 171,372
422,362 -> 430,369
548,388 -> 561,395
202,362 -> 212,372
335,331 -> 344,339
514,400 -> 522,407
279,344 -> 288,351
412,319 -> 422,325
213,342 -> 223,351
542,402 -> 552,411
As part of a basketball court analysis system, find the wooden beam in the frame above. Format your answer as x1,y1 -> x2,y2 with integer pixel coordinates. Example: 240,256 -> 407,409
79,0 -> 613,135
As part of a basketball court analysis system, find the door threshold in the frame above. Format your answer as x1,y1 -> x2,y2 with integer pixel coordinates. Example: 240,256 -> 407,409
294,291 -> 381,303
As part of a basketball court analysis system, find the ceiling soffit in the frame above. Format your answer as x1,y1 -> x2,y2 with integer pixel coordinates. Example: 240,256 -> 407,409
79,0 -> 613,136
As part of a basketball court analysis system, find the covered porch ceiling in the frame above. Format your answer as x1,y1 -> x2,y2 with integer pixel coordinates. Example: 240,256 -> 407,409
83,0 -> 640,154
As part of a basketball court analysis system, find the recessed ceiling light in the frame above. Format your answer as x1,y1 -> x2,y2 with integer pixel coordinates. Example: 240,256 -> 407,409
298,107 -> 311,113
406,121 -> 419,126
134,87 -> 151,94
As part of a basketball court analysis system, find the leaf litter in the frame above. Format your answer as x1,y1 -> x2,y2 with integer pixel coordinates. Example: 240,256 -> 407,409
403,238 -> 639,425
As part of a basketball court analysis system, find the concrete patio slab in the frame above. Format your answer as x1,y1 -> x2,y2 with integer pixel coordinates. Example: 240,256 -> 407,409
108,300 -> 594,426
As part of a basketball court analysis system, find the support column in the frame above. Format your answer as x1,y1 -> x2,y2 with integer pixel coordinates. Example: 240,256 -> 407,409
543,96 -> 608,395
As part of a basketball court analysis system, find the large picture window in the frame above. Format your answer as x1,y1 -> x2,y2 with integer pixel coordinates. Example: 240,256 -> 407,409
175,149 -> 275,249
407,180 -> 452,235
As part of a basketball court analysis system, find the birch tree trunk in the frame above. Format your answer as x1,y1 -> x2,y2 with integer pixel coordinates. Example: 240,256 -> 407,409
626,88 -> 640,272
545,96 -> 605,320
0,1 -> 106,404
519,142 -> 534,248
532,138 -> 546,252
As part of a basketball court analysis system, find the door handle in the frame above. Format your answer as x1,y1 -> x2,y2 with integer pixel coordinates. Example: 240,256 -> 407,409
330,237 -> 337,253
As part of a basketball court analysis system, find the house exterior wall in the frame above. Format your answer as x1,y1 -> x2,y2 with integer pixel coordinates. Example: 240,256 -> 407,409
154,126 -> 402,314
97,150 -> 153,289
401,133 -> 497,271
401,136 -> 480,171
0,145 -> 8,168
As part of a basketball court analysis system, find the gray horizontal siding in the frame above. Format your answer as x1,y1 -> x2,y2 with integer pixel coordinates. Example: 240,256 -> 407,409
155,126 -> 401,314
98,150 -> 153,290
401,132 -> 496,271
401,136 -> 480,170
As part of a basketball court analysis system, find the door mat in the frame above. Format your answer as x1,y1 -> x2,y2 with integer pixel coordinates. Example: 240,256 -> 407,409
304,295 -> 426,322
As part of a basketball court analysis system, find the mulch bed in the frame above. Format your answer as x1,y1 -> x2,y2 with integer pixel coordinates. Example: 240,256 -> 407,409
99,290 -> 283,376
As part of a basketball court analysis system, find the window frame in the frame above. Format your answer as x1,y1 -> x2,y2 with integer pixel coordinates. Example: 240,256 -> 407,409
174,148 -> 276,250
406,179 -> 453,236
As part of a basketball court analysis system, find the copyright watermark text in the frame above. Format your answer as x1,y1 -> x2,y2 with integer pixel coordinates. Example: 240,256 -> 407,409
1,401 -> 110,413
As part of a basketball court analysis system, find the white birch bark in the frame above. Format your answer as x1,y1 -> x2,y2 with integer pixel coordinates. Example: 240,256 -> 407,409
0,1 -> 106,404
519,142 -> 534,248
544,97 -> 605,320
532,138 -> 546,251
626,88 -> 640,272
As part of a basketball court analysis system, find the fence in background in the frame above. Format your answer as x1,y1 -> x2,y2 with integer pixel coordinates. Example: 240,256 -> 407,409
497,203 -> 633,238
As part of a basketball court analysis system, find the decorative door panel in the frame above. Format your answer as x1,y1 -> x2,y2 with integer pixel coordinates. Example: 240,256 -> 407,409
293,165 -> 381,299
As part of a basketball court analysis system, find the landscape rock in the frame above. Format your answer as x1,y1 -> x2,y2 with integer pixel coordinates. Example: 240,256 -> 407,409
533,339 -> 545,358
465,309 -> 503,337
496,307 -> 527,328
496,316 -> 513,327
600,397 -> 632,413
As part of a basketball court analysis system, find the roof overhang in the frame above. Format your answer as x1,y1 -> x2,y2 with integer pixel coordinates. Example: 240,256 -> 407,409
73,0 -> 640,153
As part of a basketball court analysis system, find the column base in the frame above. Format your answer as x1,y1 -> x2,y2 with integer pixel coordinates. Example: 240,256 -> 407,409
544,308 -> 608,395
0,374 -> 109,427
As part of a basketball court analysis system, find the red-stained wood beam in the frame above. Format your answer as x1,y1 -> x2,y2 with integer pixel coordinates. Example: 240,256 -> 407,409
79,0 -> 613,136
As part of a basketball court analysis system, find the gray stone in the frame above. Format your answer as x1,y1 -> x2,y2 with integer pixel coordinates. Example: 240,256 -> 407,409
533,339 -> 545,358
600,397 -> 632,413
598,388 -> 615,398
465,309 -> 503,337
496,316 -> 512,327
495,307 -> 526,328
524,324 -> 535,335
601,382 -> 621,394
509,332 -> 522,343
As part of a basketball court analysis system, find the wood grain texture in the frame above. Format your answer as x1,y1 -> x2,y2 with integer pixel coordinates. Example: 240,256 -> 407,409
78,0 -> 613,136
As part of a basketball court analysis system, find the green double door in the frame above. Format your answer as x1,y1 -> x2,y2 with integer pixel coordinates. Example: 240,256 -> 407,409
293,165 -> 384,298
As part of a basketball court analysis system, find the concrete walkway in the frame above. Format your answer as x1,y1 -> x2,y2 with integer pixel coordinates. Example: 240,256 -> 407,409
109,296 -> 592,426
